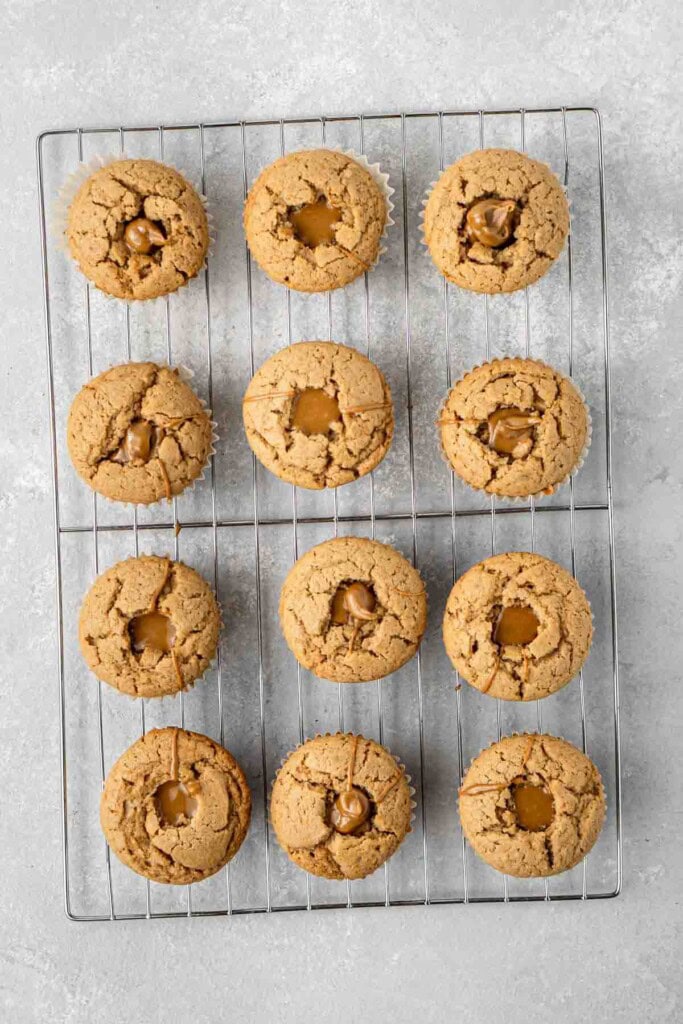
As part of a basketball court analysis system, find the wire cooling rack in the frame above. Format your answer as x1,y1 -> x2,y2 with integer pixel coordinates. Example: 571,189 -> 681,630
38,106 -> 621,921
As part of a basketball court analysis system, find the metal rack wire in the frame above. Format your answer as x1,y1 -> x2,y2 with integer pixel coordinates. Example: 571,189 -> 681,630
38,106 -> 621,921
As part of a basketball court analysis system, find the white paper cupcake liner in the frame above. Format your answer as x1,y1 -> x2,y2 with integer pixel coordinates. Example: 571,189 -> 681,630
75,360 -> 218,514
436,357 -> 592,503
336,147 -> 395,266
270,731 -> 416,831
51,153 -> 215,307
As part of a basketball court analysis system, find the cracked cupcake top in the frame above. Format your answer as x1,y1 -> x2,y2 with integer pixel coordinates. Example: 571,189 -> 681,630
66,158 -> 209,300
101,727 -> 251,884
243,149 -> 387,292
243,341 -> 393,490
438,358 -> 588,498
279,536 -> 427,683
443,552 -> 592,702
270,733 -> 412,880
424,148 -> 569,294
79,555 -> 221,698
67,362 -> 213,505
458,734 -> 605,878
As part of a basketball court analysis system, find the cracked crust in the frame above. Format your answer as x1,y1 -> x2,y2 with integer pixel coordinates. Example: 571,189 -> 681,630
443,552 -> 592,702
67,362 -> 213,505
66,158 -> 209,300
101,728 -> 251,884
439,358 -> 588,498
79,555 -> 221,698
243,150 -> 387,292
279,536 -> 427,683
243,341 -> 393,490
459,734 -> 605,877
270,733 -> 412,880
424,148 -> 569,294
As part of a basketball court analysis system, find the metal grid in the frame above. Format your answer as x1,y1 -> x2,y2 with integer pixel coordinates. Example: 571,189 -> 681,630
37,106 -> 622,921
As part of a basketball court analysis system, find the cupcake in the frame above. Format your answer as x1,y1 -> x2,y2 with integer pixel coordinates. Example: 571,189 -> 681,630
79,555 -> 221,698
243,341 -> 393,490
424,148 -> 569,294
443,552 -> 592,702
458,734 -> 605,877
243,149 -> 388,291
65,158 -> 209,300
101,727 -> 251,884
279,536 -> 427,683
270,733 -> 412,880
67,362 -> 214,505
438,357 -> 589,498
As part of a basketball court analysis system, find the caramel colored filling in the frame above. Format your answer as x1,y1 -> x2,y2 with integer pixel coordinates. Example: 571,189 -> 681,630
487,407 -> 540,456
330,582 -> 377,626
494,605 -> 539,646
291,388 -> 341,436
330,787 -> 371,835
155,780 -> 200,826
465,198 -> 519,248
129,611 -> 176,653
290,199 -> 341,247
513,784 -> 555,831
124,217 -> 167,254
112,419 -> 156,464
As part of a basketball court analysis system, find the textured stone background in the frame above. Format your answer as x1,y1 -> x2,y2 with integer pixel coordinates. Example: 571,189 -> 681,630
1,1 -> 681,1021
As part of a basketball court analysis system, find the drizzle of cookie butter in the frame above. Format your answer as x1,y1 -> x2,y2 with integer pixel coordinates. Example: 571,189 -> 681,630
494,605 -> 539,646
459,782 -> 508,797
155,729 -> 201,826
289,199 -> 341,248
329,735 -> 371,835
512,784 -> 555,831
124,217 -> 167,255
488,407 -> 540,456
291,388 -> 341,436
465,198 -> 519,248
157,456 -> 172,500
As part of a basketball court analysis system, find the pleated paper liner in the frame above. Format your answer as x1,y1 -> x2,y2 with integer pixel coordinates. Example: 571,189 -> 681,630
436,356 -> 592,504
51,153 -> 215,307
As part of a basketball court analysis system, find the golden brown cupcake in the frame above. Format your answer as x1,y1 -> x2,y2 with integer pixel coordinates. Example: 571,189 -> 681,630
424,148 -> 569,294
270,733 -> 412,880
66,158 -> 209,300
79,555 -> 221,698
67,362 -> 213,505
101,728 -> 251,884
438,357 -> 589,498
443,552 -> 592,701
279,536 -> 427,683
459,734 -> 605,877
244,149 -> 388,291
243,341 -> 393,490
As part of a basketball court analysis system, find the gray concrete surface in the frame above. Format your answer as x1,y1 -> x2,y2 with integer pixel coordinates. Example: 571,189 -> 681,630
1,1 -> 681,1021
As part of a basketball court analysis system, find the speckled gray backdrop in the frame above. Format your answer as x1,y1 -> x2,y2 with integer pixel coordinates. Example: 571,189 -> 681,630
1,1 -> 681,1021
